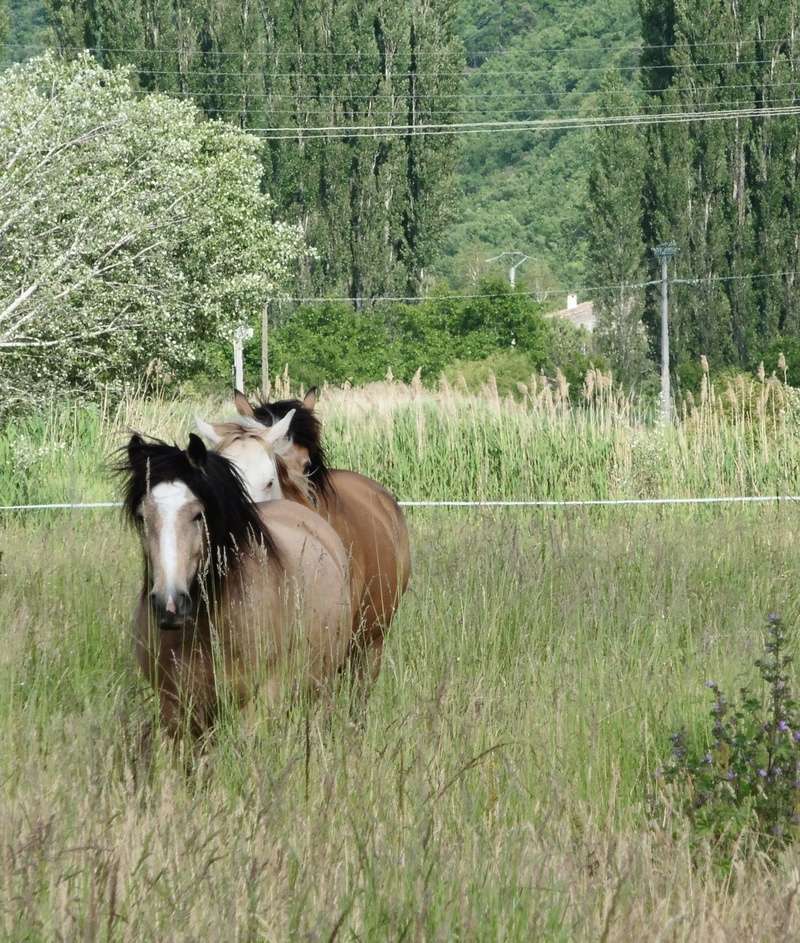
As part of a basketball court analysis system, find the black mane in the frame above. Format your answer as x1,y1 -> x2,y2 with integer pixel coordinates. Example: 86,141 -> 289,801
252,397 -> 333,497
118,434 -> 280,583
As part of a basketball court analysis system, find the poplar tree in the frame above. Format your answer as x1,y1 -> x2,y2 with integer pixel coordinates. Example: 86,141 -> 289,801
639,0 -> 800,369
586,74 -> 652,384
44,0 -> 462,303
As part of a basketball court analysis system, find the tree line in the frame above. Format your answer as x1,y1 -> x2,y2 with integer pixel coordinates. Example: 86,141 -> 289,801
5,0 -> 800,401
40,0 -> 463,304
587,0 -> 800,389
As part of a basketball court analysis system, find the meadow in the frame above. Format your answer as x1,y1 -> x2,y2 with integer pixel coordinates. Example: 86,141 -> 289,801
3,374 -> 800,940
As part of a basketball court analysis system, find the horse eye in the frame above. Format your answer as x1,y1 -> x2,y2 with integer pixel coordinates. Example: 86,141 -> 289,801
265,480 -> 274,489
192,512 -> 203,523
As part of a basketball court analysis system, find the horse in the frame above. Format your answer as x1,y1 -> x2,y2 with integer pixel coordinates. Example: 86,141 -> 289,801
119,432 -> 352,738
196,389 -> 411,692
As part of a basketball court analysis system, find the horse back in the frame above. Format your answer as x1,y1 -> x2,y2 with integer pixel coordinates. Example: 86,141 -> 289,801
247,499 -> 353,684
320,470 -> 411,640
259,498 -> 349,582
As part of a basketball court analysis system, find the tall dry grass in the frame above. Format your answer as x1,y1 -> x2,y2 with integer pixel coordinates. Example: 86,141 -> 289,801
2,369 -> 799,508
3,507 -> 800,939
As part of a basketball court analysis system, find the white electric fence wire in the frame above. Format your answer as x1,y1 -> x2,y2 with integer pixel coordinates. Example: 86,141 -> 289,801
2,495 -> 799,512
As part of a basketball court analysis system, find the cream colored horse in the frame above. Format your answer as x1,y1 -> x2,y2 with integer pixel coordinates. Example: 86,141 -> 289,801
121,432 -> 352,737
196,391 -> 411,693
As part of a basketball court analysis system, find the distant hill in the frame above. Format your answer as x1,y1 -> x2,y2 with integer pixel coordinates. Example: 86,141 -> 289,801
437,0 -> 640,292
5,0 -> 49,61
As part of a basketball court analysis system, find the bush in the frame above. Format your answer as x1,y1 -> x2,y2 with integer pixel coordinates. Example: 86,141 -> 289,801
761,337 -> 800,386
662,614 -> 800,865
244,279 -> 586,389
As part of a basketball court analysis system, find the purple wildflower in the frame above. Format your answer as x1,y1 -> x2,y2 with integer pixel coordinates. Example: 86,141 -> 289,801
779,720 -> 791,733
758,768 -> 768,778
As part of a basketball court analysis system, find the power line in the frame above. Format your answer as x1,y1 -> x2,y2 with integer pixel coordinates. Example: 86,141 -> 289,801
154,95 -> 800,125
3,36 -> 797,58
35,56 -> 793,81
128,78 -> 800,105
247,103 -> 800,139
673,271 -> 799,286
270,270 -> 797,305
258,102 -> 800,134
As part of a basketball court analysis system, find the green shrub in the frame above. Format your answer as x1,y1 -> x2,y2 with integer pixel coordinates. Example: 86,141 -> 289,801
243,278 -> 556,388
761,337 -> 800,386
661,614 -> 800,865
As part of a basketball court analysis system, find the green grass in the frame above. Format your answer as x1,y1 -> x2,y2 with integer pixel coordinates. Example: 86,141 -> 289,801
3,387 -> 800,937
3,505 -> 800,938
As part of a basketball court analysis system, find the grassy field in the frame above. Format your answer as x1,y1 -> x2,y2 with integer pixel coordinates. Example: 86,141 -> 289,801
3,381 -> 800,939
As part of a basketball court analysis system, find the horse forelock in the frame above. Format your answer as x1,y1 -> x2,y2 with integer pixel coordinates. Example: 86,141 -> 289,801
118,437 -> 281,580
252,398 -> 333,497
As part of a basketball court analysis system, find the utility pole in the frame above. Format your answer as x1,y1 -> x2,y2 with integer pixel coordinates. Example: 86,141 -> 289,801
652,242 -> 678,423
486,251 -> 529,288
261,300 -> 270,398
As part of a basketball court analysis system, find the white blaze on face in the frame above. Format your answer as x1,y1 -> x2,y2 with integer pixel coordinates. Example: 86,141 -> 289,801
151,481 -> 193,609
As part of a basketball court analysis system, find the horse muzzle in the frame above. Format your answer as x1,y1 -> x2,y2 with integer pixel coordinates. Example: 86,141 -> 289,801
149,590 -> 193,629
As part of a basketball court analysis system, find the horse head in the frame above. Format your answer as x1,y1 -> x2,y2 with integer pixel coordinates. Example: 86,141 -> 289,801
194,409 -> 312,505
233,388 -> 333,498
120,433 -> 276,629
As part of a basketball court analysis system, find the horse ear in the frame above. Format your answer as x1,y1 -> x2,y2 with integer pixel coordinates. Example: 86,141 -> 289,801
195,416 -> 223,446
265,408 -> 295,445
303,387 -> 318,410
187,433 -> 208,468
234,389 -> 255,418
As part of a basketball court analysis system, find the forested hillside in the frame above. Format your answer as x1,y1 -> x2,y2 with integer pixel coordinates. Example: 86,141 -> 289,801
6,0 -> 800,391
3,0 -> 46,55
440,0 -> 639,289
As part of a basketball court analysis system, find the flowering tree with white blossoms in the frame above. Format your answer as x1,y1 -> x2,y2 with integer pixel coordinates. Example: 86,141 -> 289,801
0,53 -> 305,410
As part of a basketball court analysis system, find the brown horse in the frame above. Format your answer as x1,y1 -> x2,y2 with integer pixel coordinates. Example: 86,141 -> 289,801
196,389 -> 411,691
120,432 -> 352,737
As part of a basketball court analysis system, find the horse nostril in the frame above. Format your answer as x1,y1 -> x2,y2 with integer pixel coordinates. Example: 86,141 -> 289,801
149,590 -> 191,626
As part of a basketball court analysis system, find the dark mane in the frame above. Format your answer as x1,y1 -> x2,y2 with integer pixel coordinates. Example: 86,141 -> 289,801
252,397 -> 334,497
118,435 -> 280,583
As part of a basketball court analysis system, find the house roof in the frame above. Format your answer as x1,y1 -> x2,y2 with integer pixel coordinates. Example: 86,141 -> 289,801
547,300 -> 595,332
